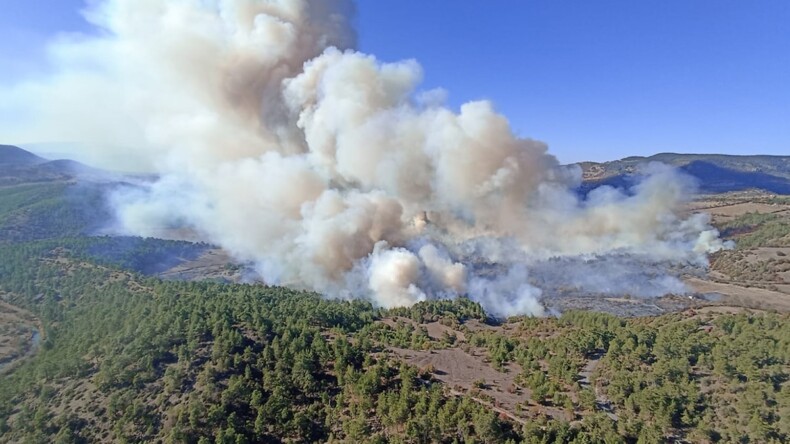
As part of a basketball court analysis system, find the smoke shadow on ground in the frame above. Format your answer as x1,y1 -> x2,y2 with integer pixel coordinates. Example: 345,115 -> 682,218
580,161 -> 790,196
680,161 -> 790,194
84,236 -> 210,275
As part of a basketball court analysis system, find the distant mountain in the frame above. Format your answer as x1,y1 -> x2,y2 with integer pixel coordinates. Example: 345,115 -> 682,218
0,144 -> 46,166
0,145 -> 105,185
3,145 -> 790,194
36,158 -> 110,180
579,153 -> 790,194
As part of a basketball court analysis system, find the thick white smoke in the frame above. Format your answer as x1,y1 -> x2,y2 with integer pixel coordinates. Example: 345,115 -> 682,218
0,0 -> 731,316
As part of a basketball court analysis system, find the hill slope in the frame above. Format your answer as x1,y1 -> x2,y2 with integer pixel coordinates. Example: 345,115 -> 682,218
0,145 -> 103,185
0,146 -> 787,443
580,153 -> 790,194
0,145 -> 45,166
0,243 -> 787,443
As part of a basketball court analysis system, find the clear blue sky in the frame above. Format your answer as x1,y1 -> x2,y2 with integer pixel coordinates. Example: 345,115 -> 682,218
1,0 -> 788,163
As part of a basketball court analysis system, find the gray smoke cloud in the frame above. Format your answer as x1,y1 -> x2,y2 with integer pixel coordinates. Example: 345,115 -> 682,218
0,0 -> 731,316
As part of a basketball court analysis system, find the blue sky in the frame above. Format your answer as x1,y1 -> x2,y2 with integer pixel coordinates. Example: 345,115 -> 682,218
0,0 -> 87,79
1,0 -> 788,163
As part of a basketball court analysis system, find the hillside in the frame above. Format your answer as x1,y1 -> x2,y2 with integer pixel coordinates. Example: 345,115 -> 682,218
0,150 -> 787,443
0,242 -> 787,443
0,145 -> 101,186
0,145 -> 45,166
580,153 -> 790,194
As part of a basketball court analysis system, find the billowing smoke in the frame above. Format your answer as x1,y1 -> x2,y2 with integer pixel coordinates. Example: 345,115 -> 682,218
0,0 -> 731,316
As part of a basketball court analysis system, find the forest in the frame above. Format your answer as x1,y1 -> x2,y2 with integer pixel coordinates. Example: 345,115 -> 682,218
0,181 -> 787,443
0,236 -> 787,443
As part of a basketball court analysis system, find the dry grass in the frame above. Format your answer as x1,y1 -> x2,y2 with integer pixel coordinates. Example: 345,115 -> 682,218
685,277 -> 790,312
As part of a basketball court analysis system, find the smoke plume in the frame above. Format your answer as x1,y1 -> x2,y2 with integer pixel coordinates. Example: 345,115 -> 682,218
0,0 -> 731,316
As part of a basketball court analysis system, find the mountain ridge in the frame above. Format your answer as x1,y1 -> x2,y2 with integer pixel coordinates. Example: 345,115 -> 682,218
0,145 -> 103,185
578,152 -> 790,194
0,145 -> 46,166
3,145 -> 790,194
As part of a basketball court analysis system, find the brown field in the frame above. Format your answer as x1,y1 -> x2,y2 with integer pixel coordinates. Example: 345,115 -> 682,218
711,204 -> 786,223
683,192 -> 790,311
686,192 -> 790,223
685,277 -> 790,312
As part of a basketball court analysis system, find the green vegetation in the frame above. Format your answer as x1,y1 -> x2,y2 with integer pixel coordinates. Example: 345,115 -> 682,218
0,244 -> 521,443
0,183 -> 109,242
462,311 -> 790,443
78,236 -> 209,274
599,314 -> 790,443
719,212 -> 790,248
711,249 -> 790,286
710,208 -> 790,288
0,170 -> 788,442
720,212 -> 780,232
0,240 -> 787,443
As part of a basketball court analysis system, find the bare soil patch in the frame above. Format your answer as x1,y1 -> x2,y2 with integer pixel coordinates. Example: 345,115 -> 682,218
423,321 -> 466,342
379,317 -> 467,342
387,346 -> 568,421
709,202 -> 786,217
741,247 -> 790,265
686,195 -> 790,223
685,277 -> 790,312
